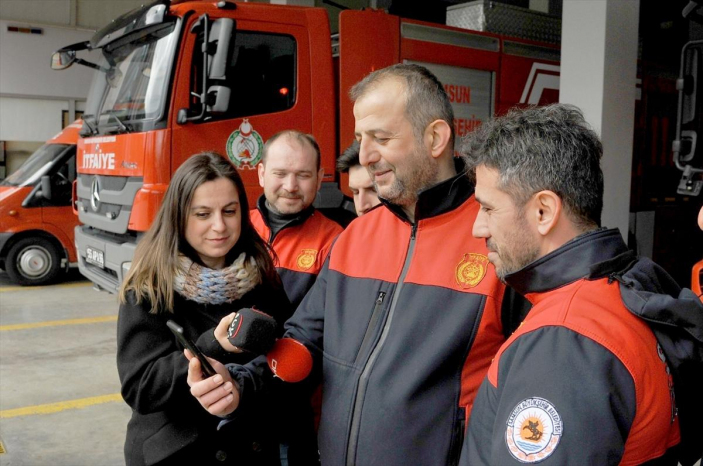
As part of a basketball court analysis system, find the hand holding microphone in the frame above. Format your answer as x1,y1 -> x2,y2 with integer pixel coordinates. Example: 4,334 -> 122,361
214,308 -> 313,383
226,307 -> 279,354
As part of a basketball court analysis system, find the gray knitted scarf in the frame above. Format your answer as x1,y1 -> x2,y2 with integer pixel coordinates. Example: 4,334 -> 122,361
174,252 -> 261,305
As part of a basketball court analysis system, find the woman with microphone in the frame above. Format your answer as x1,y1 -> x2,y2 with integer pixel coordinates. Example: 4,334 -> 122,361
117,152 -> 307,465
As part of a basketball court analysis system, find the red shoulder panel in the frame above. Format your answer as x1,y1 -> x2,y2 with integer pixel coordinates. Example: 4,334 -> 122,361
406,197 -> 503,297
329,207 -> 410,283
270,212 -> 342,275
488,278 -> 681,463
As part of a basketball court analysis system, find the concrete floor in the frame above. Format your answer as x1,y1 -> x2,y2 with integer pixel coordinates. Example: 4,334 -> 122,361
0,269 -> 130,465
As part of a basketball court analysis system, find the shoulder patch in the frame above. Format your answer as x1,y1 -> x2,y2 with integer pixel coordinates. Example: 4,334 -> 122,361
505,397 -> 562,463
296,249 -> 318,271
455,253 -> 489,288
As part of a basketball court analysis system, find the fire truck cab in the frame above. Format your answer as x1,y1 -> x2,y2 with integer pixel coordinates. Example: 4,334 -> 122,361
52,0 -> 559,292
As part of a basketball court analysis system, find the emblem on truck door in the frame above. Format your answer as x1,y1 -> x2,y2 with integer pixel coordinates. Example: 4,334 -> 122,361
226,119 -> 264,170
90,176 -> 101,212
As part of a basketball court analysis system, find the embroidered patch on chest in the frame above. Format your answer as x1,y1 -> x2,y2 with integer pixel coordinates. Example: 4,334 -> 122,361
296,249 -> 318,271
455,253 -> 489,288
505,397 -> 562,463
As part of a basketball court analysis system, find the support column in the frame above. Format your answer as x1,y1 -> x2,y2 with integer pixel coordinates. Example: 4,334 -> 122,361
560,0 -> 640,242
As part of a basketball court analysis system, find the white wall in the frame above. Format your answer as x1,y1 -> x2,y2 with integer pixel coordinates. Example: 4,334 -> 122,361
0,0 -> 146,29
0,20 -> 95,99
0,0 -> 71,26
0,0 -> 144,163
0,97 -> 85,142
560,0 -> 640,241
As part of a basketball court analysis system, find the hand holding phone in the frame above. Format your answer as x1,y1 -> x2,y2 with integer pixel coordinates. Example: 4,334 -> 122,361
166,320 -> 217,377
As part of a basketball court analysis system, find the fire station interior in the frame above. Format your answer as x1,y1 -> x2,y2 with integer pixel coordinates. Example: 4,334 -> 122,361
0,0 -> 702,464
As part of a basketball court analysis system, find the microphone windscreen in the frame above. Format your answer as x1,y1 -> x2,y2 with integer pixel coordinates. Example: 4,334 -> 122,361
267,338 -> 313,383
227,308 -> 278,354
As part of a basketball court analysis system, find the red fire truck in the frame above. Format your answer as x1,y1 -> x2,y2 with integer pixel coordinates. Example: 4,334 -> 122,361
0,121 -> 81,285
51,0 -> 560,293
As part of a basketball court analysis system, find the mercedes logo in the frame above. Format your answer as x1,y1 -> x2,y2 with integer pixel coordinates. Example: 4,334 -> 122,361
90,176 -> 101,212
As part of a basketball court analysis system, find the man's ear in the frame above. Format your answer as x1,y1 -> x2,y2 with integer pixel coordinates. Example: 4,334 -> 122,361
532,190 -> 562,236
257,162 -> 265,188
426,119 -> 452,159
317,167 -> 325,191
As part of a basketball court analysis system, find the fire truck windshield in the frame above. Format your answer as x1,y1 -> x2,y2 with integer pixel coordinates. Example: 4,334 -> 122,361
84,20 -> 179,134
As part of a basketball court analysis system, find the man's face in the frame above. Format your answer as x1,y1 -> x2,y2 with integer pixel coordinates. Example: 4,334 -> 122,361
258,136 -> 323,215
348,165 -> 381,216
353,78 -> 438,207
472,165 -> 541,281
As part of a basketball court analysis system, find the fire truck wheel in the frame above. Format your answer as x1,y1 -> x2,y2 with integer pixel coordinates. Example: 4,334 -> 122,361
5,237 -> 62,286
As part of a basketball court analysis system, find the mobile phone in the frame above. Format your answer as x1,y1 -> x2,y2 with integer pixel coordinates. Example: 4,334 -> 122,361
166,320 -> 217,378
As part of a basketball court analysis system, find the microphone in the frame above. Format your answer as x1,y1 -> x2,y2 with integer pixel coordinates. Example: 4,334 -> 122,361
226,308 -> 313,382
266,338 -> 313,383
227,308 -> 278,355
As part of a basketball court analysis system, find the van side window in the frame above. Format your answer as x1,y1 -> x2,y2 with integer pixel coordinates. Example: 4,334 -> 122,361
191,30 -> 296,120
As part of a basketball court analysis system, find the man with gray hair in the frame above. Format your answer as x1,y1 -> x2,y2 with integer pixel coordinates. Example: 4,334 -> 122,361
460,104 -> 703,465
188,63 -> 521,465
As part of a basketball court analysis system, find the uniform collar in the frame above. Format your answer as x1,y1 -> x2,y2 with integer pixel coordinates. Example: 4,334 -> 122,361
505,228 -> 633,296
257,195 -> 315,237
381,159 -> 474,224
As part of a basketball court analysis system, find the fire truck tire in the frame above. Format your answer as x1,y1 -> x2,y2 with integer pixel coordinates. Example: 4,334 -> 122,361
5,237 -> 62,286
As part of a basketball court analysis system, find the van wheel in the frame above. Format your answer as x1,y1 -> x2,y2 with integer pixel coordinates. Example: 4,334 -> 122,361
5,237 -> 62,286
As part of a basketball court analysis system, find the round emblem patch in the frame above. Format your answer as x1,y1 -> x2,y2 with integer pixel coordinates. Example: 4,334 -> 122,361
296,249 -> 318,271
505,397 -> 562,463
455,253 -> 489,288
226,119 -> 264,169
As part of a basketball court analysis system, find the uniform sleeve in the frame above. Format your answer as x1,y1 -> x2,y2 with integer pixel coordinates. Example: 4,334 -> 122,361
463,326 -> 636,465
228,256 -> 330,409
248,280 -> 294,334
116,293 -> 192,414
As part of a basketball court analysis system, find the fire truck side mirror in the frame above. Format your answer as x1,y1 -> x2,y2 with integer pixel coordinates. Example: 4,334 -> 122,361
673,40 -> 703,195
208,18 -> 234,81
207,85 -> 231,114
51,50 -> 76,70
39,175 -> 53,201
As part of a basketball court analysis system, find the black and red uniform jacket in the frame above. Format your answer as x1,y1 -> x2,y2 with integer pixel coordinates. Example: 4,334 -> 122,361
462,228 -> 703,466
231,172 -> 510,466
251,196 -> 343,310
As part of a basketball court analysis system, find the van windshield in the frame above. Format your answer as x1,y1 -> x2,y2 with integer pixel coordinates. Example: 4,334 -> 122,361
1,144 -> 71,187
83,20 -> 179,134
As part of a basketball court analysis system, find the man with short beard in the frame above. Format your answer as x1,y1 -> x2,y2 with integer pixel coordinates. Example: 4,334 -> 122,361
460,104 -> 703,465
188,64 -> 526,466
252,130 -> 343,309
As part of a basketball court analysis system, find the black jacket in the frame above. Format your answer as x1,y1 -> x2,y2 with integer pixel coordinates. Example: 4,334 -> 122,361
117,280 -> 294,466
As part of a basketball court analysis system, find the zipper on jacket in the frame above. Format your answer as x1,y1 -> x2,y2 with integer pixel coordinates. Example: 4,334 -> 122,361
346,224 -> 418,465
353,292 -> 387,367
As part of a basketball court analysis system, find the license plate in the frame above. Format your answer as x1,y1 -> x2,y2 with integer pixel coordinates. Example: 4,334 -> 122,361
86,247 -> 104,268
